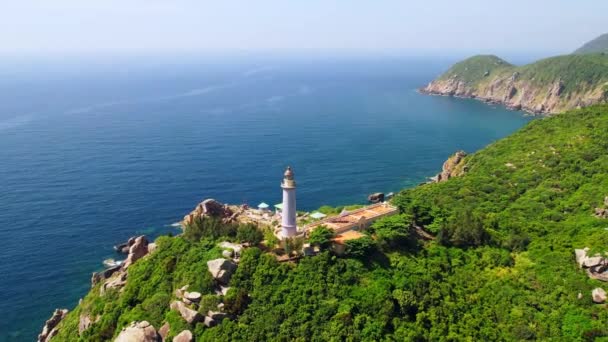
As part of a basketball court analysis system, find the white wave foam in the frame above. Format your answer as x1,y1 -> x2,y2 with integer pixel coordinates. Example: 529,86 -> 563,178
65,100 -> 127,115
0,114 -> 34,131
266,95 -> 284,103
298,85 -> 313,95
243,66 -> 276,77
64,82 -> 235,115
167,83 -> 233,99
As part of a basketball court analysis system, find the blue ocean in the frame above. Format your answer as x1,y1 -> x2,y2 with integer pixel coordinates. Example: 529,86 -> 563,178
0,55 -> 532,341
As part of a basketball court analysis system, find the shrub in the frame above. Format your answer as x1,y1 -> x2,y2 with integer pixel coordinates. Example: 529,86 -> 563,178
236,223 -> 263,245
308,225 -> 335,248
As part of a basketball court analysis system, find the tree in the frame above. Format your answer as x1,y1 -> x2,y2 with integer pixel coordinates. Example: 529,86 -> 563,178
183,216 -> 237,242
440,210 -> 490,248
368,214 -> 412,249
283,237 -> 305,257
263,228 -> 280,249
344,236 -> 375,258
308,225 -> 335,248
236,223 -> 263,245
224,288 -> 250,316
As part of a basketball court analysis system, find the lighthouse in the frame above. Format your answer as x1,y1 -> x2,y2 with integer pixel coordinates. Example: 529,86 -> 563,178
280,166 -> 297,238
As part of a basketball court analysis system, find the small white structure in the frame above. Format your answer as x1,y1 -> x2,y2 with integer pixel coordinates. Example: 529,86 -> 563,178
257,202 -> 270,211
280,166 -> 297,238
310,212 -> 327,220
274,203 -> 283,215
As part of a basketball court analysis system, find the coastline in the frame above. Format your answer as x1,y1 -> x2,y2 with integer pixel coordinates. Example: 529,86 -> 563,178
417,87 -> 548,116
5,60 -> 536,341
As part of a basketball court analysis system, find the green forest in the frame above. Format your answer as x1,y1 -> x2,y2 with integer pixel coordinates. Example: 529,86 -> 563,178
51,105 -> 608,341
438,53 -> 608,96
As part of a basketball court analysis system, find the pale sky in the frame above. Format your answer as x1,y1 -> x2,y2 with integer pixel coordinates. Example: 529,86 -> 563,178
1,1 -> 607,57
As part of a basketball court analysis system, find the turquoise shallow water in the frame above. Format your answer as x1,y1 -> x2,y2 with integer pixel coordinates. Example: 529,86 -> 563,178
0,56 -> 532,341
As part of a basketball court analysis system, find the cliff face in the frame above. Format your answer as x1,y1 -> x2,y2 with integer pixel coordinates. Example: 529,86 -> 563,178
435,151 -> 467,182
422,55 -> 608,115
423,73 -> 604,115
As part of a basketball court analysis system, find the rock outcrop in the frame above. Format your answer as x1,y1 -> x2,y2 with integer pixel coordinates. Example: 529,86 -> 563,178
420,55 -> 608,115
592,288 -> 607,303
114,321 -> 159,342
207,310 -> 228,322
97,235 -> 152,294
114,236 -> 137,254
183,291 -> 201,303
434,151 -> 467,183
78,313 -> 99,335
367,193 -> 385,203
91,265 -> 122,287
204,316 -> 217,327
158,322 -> 170,341
207,258 -> 237,284
170,301 -> 203,324
101,271 -> 128,295
173,330 -> 193,342
594,196 -> 608,218
122,236 -> 150,269
574,248 -> 608,281
148,242 -> 158,254
219,241 -> 243,259
182,199 -> 238,226
38,309 -> 68,342
174,284 -> 189,299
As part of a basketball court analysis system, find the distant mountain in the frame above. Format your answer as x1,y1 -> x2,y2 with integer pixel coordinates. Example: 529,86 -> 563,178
574,33 -> 608,54
421,54 -> 608,114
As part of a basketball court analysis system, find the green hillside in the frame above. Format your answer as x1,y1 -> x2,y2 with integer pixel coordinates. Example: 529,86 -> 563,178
424,54 -> 608,114
437,55 -> 513,84
517,54 -> 608,94
51,105 -> 608,341
574,33 -> 608,54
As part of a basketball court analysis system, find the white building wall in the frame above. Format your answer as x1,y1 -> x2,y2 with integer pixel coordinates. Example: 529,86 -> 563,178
281,187 -> 297,237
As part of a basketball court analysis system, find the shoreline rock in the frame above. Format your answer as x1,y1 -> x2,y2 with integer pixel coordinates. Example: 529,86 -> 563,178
91,265 -> 122,287
122,235 -> 150,270
182,199 -> 239,227
367,192 -> 385,204
419,72 -> 605,116
433,151 -> 467,183
37,308 -> 68,342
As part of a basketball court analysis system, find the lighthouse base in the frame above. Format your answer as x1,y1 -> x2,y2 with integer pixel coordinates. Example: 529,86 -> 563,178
280,225 -> 297,239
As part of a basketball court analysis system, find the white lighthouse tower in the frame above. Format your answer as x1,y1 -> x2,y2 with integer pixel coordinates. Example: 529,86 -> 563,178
280,166 -> 297,238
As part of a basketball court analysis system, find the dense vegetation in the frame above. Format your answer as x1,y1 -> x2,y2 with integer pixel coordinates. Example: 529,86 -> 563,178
517,54 -> 608,94
52,105 -> 608,341
437,55 -> 512,84
437,53 -> 608,96
574,33 -> 608,55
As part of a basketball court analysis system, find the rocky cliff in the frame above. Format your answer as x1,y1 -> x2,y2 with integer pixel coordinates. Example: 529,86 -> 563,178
421,54 -> 608,115
434,151 -> 467,182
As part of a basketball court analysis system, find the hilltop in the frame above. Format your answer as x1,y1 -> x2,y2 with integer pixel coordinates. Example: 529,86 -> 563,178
44,104 -> 608,341
421,54 -> 608,114
574,33 -> 608,54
